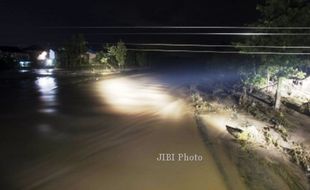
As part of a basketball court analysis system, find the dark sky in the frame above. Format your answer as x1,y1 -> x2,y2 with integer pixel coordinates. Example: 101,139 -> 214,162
0,0 -> 261,47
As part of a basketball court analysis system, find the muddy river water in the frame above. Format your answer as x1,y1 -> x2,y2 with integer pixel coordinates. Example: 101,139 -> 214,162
0,70 -> 246,190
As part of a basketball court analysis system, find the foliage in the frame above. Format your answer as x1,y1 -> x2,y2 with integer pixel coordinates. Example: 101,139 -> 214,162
136,52 -> 147,67
95,51 -> 109,65
240,68 -> 267,89
288,143 -> 310,171
107,41 -> 127,69
58,34 -> 88,67
237,0 -> 310,109
237,0 -> 310,79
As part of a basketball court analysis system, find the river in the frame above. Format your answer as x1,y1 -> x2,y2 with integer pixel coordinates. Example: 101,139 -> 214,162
0,69 -> 245,190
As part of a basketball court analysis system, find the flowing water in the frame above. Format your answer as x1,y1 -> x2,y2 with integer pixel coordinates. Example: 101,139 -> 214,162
0,69 -> 246,190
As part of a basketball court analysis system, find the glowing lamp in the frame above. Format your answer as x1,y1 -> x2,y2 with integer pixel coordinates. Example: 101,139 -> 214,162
38,51 -> 48,61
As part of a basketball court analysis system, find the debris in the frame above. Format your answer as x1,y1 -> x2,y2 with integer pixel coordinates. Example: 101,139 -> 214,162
226,125 -> 243,138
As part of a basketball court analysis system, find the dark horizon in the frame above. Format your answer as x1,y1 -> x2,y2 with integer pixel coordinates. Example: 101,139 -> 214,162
0,0 -> 260,47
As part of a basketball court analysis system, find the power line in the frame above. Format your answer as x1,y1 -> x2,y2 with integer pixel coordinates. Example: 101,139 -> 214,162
128,48 -> 310,55
85,32 -> 310,36
126,43 -> 310,49
42,26 -> 310,30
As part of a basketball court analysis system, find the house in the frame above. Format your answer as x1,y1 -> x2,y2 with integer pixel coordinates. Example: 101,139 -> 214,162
23,46 -> 56,68
0,46 -> 31,69
86,50 -> 97,64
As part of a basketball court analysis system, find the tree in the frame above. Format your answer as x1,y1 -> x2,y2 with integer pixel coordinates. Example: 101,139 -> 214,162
0,54 -> 18,70
95,50 -> 114,70
107,41 -> 127,69
58,34 -> 88,67
95,51 -> 108,64
136,52 -> 148,67
237,0 -> 310,110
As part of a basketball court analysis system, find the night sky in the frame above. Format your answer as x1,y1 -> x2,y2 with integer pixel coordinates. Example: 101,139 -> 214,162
0,0 -> 261,47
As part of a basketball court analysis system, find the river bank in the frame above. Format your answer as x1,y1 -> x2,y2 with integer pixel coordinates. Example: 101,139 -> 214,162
187,79 -> 310,190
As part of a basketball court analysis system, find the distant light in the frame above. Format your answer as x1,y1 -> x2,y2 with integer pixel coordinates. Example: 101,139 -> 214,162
49,49 -> 55,60
19,61 -> 31,68
19,69 -> 29,73
19,61 -> 25,67
38,51 -> 48,60
46,59 -> 53,66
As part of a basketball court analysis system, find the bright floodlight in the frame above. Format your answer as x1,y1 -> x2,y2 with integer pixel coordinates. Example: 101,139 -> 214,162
37,51 -> 48,60
95,77 -> 185,118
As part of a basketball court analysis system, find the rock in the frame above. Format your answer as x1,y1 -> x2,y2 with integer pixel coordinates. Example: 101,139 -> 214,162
226,125 -> 243,138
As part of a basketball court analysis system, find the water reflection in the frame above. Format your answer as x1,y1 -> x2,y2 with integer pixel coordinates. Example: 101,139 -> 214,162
18,69 -> 30,73
35,76 -> 58,114
34,68 -> 54,76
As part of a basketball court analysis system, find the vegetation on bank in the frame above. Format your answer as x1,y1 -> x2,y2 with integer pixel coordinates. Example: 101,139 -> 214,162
58,34 -> 88,67
189,80 -> 310,189
56,35 -> 148,70
236,0 -> 310,111
0,54 -> 18,70
230,2 -> 310,179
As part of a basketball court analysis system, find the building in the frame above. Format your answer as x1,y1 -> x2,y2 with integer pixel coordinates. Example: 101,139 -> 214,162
0,46 -> 31,69
86,50 -> 97,64
23,46 -> 56,68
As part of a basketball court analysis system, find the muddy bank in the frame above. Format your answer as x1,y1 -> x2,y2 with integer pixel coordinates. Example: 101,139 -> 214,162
187,81 -> 310,190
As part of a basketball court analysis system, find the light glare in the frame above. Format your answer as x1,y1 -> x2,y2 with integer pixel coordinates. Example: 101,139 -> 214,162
95,77 -> 185,118
37,51 -> 48,60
